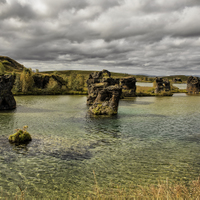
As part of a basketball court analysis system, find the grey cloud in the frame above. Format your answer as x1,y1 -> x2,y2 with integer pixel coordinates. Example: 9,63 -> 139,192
0,0 -> 6,3
0,0 -> 200,75
0,1 -> 36,20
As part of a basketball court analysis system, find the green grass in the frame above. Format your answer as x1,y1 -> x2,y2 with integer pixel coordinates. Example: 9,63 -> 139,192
163,75 -> 189,83
41,70 -> 131,79
136,85 -> 187,97
0,56 -> 25,72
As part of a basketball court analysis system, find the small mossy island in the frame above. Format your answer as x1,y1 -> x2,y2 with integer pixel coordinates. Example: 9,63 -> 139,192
8,126 -> 32,144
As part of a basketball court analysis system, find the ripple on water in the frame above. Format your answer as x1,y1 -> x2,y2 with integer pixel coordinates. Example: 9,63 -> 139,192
1,95 -> 200,198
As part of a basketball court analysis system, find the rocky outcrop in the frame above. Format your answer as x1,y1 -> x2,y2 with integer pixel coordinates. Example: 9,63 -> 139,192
32,74 -> 66,89
87,70 -> 122,115
87,70 -> 119,106
89,86 -> 122,115
0,56 -> 25,72
173,78 -> 182,83
120,76 -> 136,97
187,76 -> 200,94
32,74 -> 50,88
0,75 -> 16,110
154,77 -> 170,93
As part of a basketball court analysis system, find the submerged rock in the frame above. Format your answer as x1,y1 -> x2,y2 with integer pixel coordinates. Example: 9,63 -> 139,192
87,70 -> 122,115
8,126 -> 32,144
187,76 -> 200,94
0,75 -> 16,110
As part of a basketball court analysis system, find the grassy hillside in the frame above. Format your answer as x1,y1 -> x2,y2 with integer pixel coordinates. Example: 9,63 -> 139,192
0,56 -> 25,72
162,75 -> 189,82
41,70 -> 130,79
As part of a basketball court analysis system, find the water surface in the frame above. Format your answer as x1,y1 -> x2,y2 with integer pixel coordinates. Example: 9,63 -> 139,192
136,82 -> 187,89
0,95 -> 200,198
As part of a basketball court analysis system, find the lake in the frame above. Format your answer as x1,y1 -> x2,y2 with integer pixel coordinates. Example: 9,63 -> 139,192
136,82 -> 187,89
0,94 -> 200,198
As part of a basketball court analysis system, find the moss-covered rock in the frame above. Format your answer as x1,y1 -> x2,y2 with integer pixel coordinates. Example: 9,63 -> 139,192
8,126 -> 32,144
90,103 -> 117,115
88,85 -> 122,115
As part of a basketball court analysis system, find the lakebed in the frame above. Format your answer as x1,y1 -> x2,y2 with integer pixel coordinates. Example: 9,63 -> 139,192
0,94 -> 200,198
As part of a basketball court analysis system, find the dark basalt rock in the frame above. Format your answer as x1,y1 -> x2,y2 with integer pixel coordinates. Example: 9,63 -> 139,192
32,74 -> 50,88
87,70 -> 119,106
154,77 -> 170,93
32,74 -> 66,89
120,76 -> 136,97
88,69 -> 111,79
89,85 -> 122,115
187,76 -> 200,94
173,78 -> 182,83
0,75 -> 16,110
87,70 -> 122,115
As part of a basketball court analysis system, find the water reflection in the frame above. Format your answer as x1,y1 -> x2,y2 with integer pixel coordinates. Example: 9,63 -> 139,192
9,142 -> 29,155
0,111 -> 15,136
86,113 -> 121,139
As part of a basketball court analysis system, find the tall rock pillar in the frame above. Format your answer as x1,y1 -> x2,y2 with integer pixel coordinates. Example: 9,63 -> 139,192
0,75 -> 16,110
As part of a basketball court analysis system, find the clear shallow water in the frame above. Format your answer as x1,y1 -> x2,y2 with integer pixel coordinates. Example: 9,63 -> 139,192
1,95 -> 200,198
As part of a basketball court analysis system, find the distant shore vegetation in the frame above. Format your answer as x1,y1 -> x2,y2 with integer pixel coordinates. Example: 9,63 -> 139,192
0,56 -> 188,97
10,69 -> 188,96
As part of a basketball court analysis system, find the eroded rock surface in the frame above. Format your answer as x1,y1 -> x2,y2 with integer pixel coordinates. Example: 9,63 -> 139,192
87,70 -> 121,115
32,74 -> 66,89
187,76 -> 200,94
0,75 -> 16,110
173,78 -> 182,83
120,76 -> 136,97
89,85 -> 122,115
154,77 -> 170,93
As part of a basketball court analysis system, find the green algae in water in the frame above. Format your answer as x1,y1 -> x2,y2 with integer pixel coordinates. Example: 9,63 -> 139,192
1,95 -> 200,198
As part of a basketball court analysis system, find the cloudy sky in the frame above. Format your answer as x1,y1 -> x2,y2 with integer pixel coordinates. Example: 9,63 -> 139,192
0,0 -> 200,76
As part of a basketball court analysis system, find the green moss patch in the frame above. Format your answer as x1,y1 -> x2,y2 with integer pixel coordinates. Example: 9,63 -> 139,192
8,126 -> 32,144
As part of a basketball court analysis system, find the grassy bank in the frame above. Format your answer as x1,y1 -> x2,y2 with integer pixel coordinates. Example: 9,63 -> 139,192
13,89 -> 88,96
136,86 -> 173,96
136,85 -> 187,97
